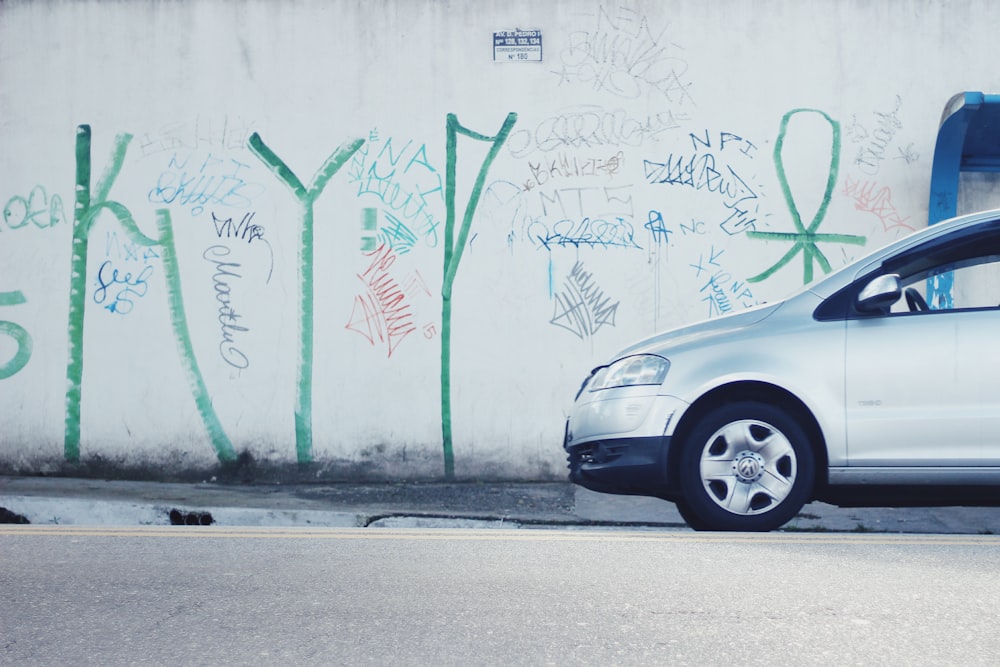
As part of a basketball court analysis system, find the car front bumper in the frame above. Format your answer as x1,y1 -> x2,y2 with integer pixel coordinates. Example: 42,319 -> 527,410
564,432 -> 675,498
562,391 -> 685,499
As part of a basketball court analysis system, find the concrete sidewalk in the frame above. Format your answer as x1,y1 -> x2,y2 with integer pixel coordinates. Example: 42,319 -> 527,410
3,475 -> 1000,533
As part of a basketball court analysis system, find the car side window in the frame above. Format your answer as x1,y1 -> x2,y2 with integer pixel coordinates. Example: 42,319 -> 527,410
886,230 -> 1000,315
814,220 -> 1000,322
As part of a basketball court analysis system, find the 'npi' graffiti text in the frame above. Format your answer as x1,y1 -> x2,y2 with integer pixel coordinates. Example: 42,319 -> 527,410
644,131 -> 762,234
204,245 -> 250,370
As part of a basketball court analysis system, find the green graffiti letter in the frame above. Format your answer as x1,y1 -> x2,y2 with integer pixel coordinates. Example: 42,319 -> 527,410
0,290 -> 32,379
155,209 -> 237,462
440,112 -> 518,479
64,125 -> 235,463
747,109 -> 865,284
248,133 -> 364,464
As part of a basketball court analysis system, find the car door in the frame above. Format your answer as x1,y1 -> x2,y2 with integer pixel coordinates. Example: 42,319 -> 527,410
845,224 -> 1000,467
845,308 -> 997,465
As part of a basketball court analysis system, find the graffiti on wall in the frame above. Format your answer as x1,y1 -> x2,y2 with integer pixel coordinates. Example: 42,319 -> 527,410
845,95 -> 915,176
93,231 -> 161,317
507,105 -> 688,159
440,112 -> 518,478
93,258 -> 154,316
4,114 -> 517,477
202,244 -> 252,370
522,150 -> 625,191
57,124 -> 367,466
348,129 -> 444,254
3,186 -> 67,232
554,3 -> 694,105
206,209 -> 273,372
550,260 -> 620,339
342,131 -> 444,362
494,176 -> 640,252
147,151 -> 264,218
690,245 -> 756,317
347,241 -> 430,358
247,131 -> 364,463
748,109 -> 867,284
0,290 -> 32,380
64,126 -> 235,463
644,129 -> 762,237
839,96 -> 917,240
841,176 -> 914,233
137,116 -> 255,157
2,100 -> 910,478
529,215 -> 643,251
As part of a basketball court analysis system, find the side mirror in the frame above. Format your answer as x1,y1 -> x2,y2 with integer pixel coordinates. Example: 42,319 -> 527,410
856,274 -> 901,313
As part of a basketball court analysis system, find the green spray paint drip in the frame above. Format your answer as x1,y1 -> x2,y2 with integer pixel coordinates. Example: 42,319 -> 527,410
64,126 -> 235,463
440,112 -> 517,479
747,109 -> 866,284
247,133 -> 364,464
0,290 -> 32,379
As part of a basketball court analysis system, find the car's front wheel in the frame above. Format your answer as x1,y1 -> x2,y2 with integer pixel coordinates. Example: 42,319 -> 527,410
678,401 -> 815,531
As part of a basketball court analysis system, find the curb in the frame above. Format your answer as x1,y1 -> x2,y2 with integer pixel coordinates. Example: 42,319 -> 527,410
0,494 -> 690,530
0,495 -> 365,528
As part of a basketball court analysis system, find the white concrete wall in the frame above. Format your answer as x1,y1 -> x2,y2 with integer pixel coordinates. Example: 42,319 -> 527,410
2,0 -> 1000,480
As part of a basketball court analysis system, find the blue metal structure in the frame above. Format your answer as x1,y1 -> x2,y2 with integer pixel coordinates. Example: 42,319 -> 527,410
927,91 -> 1000,307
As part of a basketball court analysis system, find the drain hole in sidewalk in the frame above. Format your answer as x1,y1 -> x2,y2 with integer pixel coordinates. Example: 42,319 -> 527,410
0,507 -> 30,524
169,509 -> 214,526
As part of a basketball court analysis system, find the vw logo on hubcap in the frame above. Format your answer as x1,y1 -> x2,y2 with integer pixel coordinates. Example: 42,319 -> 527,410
733,451 -> 764,482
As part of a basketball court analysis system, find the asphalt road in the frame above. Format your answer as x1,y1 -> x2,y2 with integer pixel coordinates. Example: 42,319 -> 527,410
3,526 -> 1000,665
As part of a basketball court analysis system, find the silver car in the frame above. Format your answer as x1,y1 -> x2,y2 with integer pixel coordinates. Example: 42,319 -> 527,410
563,209 -> 1000,531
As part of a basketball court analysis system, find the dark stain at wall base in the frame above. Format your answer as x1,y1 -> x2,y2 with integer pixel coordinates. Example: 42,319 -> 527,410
0,507 -> 30,524
0,446 -> 562,485
168,509 -> 214,525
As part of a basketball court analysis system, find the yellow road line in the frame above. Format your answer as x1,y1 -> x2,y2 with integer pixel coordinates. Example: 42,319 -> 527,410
0,524 -> 997,546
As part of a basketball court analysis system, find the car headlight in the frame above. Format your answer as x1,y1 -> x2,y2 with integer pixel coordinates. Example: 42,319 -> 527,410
587,354 -> 670,392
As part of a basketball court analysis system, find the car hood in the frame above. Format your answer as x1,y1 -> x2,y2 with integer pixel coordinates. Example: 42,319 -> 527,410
611,300 -> 786,361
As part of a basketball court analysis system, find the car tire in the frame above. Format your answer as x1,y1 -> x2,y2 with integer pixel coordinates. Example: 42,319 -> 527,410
673,498 -> 713,531
678,401 -> 815,531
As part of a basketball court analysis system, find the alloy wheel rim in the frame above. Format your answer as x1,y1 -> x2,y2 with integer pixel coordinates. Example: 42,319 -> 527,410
699,419 -> 797,516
